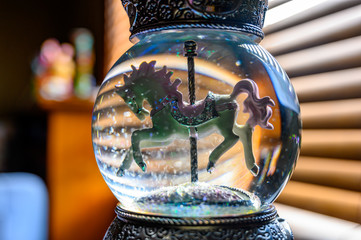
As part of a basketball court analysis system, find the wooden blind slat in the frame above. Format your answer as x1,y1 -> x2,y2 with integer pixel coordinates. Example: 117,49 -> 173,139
268,0 -> 290,9
292,156 -> 361,191
301,98 -> 361,129
276,36 -> 361,77
301,129 -> 361,160
277,181 -> 361,223
292,67 -> 361,102
262,4 -> 361,55
264,0 -> 361,33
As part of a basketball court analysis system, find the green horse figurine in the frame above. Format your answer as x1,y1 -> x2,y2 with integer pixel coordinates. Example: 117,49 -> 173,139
115,61 -> 274,177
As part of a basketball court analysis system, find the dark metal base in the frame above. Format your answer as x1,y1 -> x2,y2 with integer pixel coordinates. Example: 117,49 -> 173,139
104,204 -> 293,240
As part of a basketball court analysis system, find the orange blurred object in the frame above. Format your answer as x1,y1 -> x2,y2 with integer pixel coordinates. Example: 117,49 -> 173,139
41,99 -> 117,240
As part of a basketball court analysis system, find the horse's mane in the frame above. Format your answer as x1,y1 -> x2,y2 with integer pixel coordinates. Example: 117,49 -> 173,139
124,61 -> 185,101
124,61 -> 171,90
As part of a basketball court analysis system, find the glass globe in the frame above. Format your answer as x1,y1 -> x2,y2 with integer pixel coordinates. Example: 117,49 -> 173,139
92,30 -> 301,217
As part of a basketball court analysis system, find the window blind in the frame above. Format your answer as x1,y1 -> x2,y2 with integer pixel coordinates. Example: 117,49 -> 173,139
262,0 -> 361,223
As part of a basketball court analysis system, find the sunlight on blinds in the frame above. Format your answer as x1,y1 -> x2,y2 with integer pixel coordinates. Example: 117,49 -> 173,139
265,0 -> 328,27
263,0 -> 361,224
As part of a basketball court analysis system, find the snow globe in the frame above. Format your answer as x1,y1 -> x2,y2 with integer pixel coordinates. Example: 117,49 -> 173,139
92,0 -> 300,239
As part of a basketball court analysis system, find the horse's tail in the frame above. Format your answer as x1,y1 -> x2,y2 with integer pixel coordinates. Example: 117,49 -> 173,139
230,79 -> 275,129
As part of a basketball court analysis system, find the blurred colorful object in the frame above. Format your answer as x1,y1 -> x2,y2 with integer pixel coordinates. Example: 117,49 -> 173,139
32,29 -> 96,101
32,39 -> 75,101
72,28 -> 96,99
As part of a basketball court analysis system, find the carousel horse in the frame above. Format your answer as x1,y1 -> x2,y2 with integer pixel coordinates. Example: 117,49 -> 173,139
115,61 -> 274,177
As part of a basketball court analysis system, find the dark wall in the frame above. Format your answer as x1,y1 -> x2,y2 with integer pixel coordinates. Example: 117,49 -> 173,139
0,0 -> 104,113
0,0 -> 104,178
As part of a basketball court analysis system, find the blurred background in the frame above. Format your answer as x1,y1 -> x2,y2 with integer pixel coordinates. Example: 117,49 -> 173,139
0,0 -> 360,239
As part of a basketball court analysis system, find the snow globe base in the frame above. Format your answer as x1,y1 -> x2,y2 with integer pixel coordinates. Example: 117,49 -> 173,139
104,204 -> 294,240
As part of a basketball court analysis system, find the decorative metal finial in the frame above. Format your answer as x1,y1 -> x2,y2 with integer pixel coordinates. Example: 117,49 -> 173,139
121,0 -> 269,41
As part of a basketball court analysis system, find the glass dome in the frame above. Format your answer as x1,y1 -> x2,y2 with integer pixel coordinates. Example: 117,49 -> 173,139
92,30 -> 301,217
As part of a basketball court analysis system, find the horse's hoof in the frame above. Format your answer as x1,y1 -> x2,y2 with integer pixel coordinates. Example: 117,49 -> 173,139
207,162 -> 215,173
137,162 -> 147,172
250,164 -> 259,176
117,168 -> 125,177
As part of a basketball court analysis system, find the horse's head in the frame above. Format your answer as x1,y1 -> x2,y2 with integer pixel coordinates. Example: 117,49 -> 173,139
115,84 -> 149,121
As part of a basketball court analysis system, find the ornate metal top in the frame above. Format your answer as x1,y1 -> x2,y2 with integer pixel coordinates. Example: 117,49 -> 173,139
121,0 -> 268,40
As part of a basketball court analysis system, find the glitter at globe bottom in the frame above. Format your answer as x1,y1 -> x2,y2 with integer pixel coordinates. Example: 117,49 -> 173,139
121,182 -> 261,217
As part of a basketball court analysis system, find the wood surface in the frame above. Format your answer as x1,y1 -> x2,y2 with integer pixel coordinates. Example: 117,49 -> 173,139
45,100 -> 117,240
